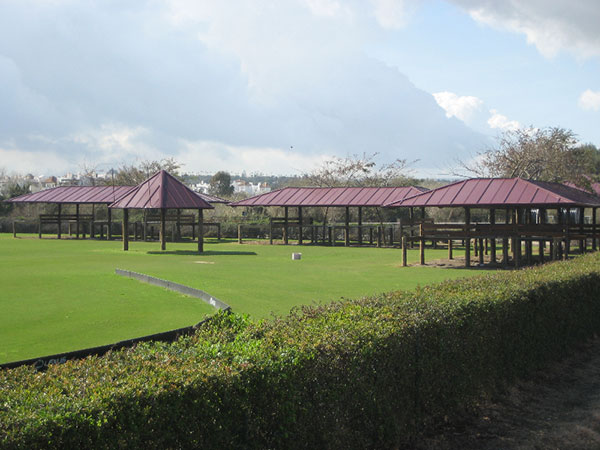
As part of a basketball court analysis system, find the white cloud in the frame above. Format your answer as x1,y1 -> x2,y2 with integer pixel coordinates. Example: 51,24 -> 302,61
370,0 -> 415,30
579,89 -> 600,111
487,109 -> 521,131
449,0 -> 600,59
0,0 -> 488,176
177,140 -> 332,175
433,92 -> 485,123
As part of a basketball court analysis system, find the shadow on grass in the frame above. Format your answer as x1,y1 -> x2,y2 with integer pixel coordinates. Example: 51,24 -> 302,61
146,250 -> 257,256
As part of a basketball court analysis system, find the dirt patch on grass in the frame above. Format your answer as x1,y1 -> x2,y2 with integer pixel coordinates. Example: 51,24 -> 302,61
411,337 -> 600,449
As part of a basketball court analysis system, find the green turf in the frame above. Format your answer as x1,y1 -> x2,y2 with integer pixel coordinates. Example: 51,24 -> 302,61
0,234 -> 480,363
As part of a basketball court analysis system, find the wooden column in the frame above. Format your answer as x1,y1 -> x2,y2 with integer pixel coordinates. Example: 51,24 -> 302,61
593,207 -> 597,251
478,239 -> 484,265
198,209 -> 204,253
122,208 -> 129,251
402,236 -> 408,266
419,223 -> 425,265
57,204 -> 62,239
107,207 -> 112,240
464,207 -> 471,267
565,208 -> 571,259
298,207 -> 303,245
345,207 -> 350,247
409,207 -> 415,248
269,218 -> 273,245
160,208 -> 166,251
284,207 -> 289,245
76,204 -> 80,239
579,207 -> 585,253
448,239 -> 453,260
91,204 -> 96,239
358,207 -> 363,246
490,208 -> 496,264
143,210 -> 148,241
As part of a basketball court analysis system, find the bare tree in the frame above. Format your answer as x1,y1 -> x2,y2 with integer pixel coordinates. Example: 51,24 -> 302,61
458,127 -> 590,184
104,158 -> 182,185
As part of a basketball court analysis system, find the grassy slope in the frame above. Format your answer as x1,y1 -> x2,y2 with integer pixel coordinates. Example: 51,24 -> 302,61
0,234 -> 479,363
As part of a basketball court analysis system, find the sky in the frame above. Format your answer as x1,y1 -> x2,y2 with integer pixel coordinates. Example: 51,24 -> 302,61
0,0 -> 599,178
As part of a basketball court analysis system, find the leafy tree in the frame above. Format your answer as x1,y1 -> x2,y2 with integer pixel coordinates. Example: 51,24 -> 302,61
105,158 -> 182,185
0,181 -> 30,216
209,171 -> 234,197
462,127 -> 590,184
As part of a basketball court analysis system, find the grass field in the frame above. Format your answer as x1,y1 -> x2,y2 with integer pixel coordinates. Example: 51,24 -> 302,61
0,234 -> 480,363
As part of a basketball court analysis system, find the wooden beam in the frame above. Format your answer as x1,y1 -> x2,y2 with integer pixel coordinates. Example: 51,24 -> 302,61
122,208 -> 129,251
198,209 -> 204,253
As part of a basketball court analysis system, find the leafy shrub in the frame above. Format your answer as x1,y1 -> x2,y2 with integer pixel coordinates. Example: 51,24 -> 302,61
2,253 -> 600,449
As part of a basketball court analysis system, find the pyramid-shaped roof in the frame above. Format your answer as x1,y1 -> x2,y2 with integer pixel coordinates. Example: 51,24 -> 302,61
109,170 -> 214,209
385,178 -> 600,208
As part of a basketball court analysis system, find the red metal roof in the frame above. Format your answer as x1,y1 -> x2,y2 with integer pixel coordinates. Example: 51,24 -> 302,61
386,178 -> 600,208
5,184 -> 226,205
5,185 -> 135,204
109,170 -> 214,209
230,186 -> 429,207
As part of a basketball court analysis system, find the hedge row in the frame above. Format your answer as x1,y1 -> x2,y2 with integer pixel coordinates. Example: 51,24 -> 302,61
2,253 -> 600,449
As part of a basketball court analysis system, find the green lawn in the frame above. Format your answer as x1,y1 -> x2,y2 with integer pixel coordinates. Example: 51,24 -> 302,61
0,234 -> 480,363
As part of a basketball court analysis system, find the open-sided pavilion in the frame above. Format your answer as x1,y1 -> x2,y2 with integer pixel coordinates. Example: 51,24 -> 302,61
108,170 -> 213,252
230,186 -> 429,246
386,177 -> 600,267
6,177 -> 226,242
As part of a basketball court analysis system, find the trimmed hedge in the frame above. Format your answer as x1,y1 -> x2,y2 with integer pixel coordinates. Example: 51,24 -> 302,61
2,253 -> 600,448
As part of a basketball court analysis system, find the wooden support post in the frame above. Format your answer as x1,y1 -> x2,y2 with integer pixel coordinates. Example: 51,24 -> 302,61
358,207 -> 363,246
478,238 -> 484,265
57,204 -> 62,239
579,207 -> 585,253
539,239 -> 544,263
238,224 -> 242,244
328,226 -> 333,246
176,209 -> 181,241
269,218 -> 273,245
39,216 -> 42,239
377,226 -> 382,248
345,207 -> 350,247
409,207 -> 415,248
91,204 -> 96,239
402,236 -> 408,267
593,207 -> 597,251
369,227 -> 373,245
490,208 -> 496,264
448,239 -> 453,260
550,239 -> 556,261
142,210 -> 147,241
465,207 -> 471,268
284,207 -> 289,245
502,238 -> 508,266
298,207 -> 303,245
107,207 -> 112,240
160,208 -> 166,251
565,208 -> 571,259
76,204 -> 80,239
389,227 -> 394,246
514,237 -> 521,267
419,223 -> 425,265
12,220 -> 16,238
122,208 -> 129,251
198,209 -> 204,253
